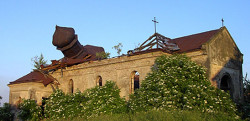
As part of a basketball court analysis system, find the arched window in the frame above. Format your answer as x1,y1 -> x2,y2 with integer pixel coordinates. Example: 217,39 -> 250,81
220,74 -> 233,98
96,76 -> 102,86
69,79 -> 74,94
130,71 -> 140,93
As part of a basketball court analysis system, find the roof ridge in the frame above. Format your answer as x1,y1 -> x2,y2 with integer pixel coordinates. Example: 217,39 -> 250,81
173,28 -> 220,40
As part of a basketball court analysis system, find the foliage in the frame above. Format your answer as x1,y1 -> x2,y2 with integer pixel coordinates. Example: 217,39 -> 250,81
44,81 -> 126,120
82,81 -> 127,118
0,103 -> 14,121
44,89 -> 84,119
112,43 -> 123,56
31,53 -> 47,69
243,73 -> 250,102
128,55 -> 237,116
96,51 -> 110,60
18,99 -> 43,121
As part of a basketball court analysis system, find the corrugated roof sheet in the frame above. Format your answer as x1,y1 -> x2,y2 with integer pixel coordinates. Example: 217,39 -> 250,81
9,70 -> 54,86
171,29 -> 219,53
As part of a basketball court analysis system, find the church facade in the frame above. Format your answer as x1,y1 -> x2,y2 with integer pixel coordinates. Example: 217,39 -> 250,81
8,26 -> 243,105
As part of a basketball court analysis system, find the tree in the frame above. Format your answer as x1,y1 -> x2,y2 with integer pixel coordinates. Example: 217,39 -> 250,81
112,43 -> 123,56
0,103 -> 14,121
31,54 -> 47,70
128,54 -> 237,116
243,73 -> 250,102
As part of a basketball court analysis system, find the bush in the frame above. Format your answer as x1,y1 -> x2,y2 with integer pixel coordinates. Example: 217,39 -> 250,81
44,89 -> 85,119
82,81 -> 127,118
128,55 -> 237,116
0,103 -> 14,121
18,99 -> 42,121
44,80 -> 126,120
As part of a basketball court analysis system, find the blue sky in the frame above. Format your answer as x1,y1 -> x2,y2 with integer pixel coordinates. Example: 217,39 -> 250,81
0,0 -> 249,105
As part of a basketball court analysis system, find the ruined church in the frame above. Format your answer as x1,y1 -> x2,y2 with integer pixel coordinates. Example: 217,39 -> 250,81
8,25 -> 243,105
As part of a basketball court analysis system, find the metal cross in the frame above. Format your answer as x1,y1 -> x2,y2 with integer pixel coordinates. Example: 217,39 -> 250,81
152,17 -> 159,33
221,18 -> 224,27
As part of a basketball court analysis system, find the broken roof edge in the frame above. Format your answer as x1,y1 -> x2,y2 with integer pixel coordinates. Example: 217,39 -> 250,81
8,70 -> 55,87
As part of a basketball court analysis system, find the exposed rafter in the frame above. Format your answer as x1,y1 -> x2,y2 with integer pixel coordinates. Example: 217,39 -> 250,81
133,33 -> 180,53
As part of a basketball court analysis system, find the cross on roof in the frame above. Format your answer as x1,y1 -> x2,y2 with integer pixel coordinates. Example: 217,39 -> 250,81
222,18 -> 224,27
152,17 -> 159,33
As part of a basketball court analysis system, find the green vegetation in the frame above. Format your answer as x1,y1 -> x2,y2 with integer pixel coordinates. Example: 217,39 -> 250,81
17,54 -> 242,120
96,51 -> 110,60
31,53 -> 47,69
86,110 -> 240,121
44,81 -> 126,120
129,55 -> 237,116
18,99 -> 42,121
112,43 -> 123,56
0,103 -> 14,121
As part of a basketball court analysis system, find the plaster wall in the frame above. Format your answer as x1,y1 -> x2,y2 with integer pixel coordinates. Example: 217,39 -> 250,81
8,82 -> 53,105
50,51 -> 208,99
205,28 -> 243,101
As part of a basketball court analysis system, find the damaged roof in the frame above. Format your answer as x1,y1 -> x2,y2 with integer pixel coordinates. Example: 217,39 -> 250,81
9,27 -> 222,86
130,27 -> 220,55
9,70 -> 54,86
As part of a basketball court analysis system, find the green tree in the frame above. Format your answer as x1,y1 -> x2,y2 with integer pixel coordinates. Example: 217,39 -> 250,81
112,43 -> 123,56
31,54 -> 47,69
0,103 -> 14,121
128,54 -> 237,116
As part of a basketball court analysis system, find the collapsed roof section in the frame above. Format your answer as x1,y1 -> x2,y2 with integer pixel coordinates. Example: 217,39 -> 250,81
52,26 -> 105,60
41,26 -> 105,72
134,33 -> 180,52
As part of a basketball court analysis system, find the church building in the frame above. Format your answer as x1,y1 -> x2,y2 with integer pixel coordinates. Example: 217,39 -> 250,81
8,26 -> 243,105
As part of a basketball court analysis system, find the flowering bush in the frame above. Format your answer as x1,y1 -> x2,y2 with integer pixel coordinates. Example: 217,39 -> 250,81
82,80 -> 127,118
18,99 -> 42,121
128,55 -> 237,116
44,80 -> 126,119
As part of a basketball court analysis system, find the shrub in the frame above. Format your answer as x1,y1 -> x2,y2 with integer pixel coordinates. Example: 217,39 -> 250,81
44,80 -> 126,120
82,80 -> 127,118
96,51 -> 110,60
0,103 -> 14,121
128,55 -> 237,116
44,89 -> 82,119
18,99 -> 42,121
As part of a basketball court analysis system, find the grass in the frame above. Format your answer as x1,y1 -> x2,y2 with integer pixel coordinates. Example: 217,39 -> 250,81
51,110 -> 242,121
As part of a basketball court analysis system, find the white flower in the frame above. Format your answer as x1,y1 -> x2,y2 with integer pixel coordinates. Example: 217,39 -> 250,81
204,100 -> 207,104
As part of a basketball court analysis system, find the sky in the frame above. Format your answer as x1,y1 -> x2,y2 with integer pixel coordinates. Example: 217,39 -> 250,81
0,0 -> 249,106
